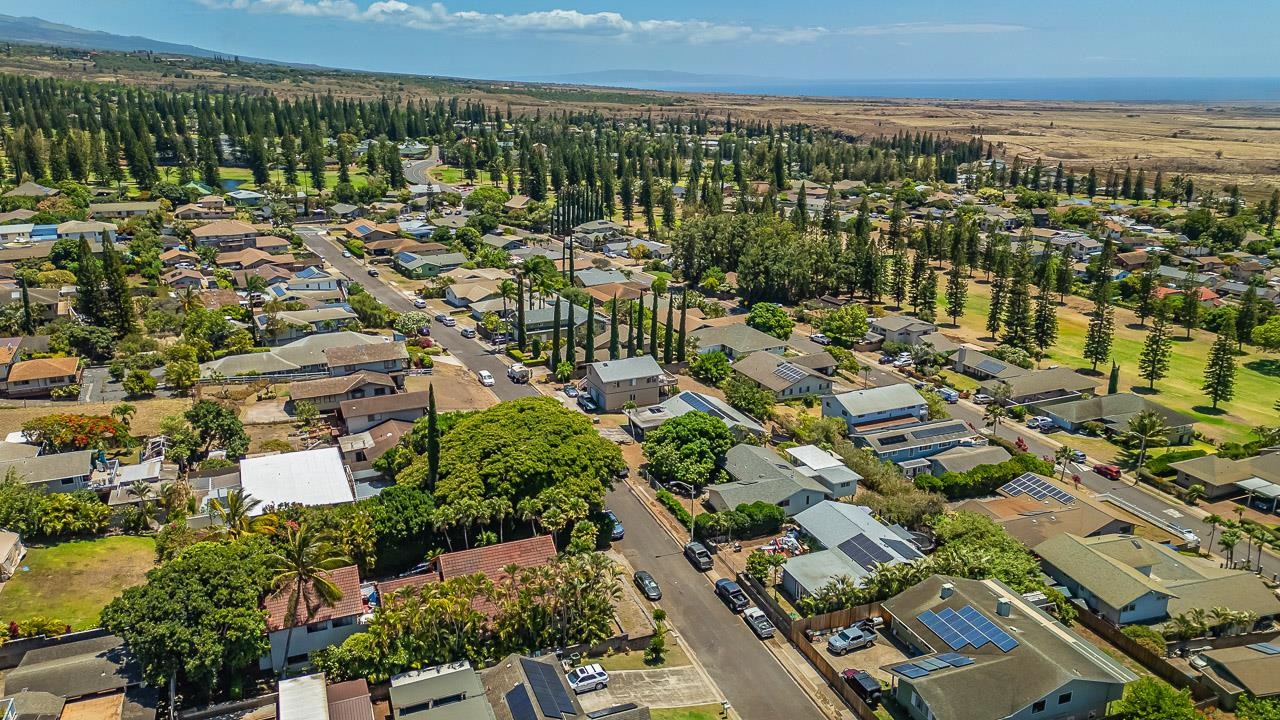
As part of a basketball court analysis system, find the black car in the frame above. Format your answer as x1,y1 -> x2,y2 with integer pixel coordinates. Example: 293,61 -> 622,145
714,579 -> 749,612
840,669 -> 882,708
367,268 -> 380,277
633,570 -> 662,601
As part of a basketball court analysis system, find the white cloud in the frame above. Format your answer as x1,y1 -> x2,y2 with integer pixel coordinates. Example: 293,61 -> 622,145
194,0 -> 1028,44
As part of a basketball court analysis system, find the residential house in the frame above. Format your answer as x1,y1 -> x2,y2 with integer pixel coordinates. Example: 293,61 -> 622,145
880,576 -> 1135,720
573,267 -> 630,288
6,286 -> 68,321
1037,533 -> 1280,625
0,208 -> 36,223
0,450 -> 95,492
279,674 -> 374,720
783,444 -> 861,498
624,391 -> 765,441
707,444 -> 830,517
325,341 -> 410,380
503,194 -> 531,212
603,238 -> 672,259
395,251 -> 467,279
0,224 -> 33,242
227,189 -> 265,206
248,235 -> 292,253
376,536 -> 559,617
730,352 -> 832,400
781,501 -> 923,598
3,181 -> 56,199
190,219 -> 258,247
328,203 -> 361,220
854,419 -> 978,465
287,371 -> 397,413
56,220 -> 117,243
789,351 -> 838,376
261,563 -> 365,671
822,384 -> 929,434
582,355 -> 673,412
342,221 -> 400,243
161,268 -> 208,290
255,307 -> 359,345
240,448 -> 357,519
4,356 -> 81,398
482,654 -> 650,720
445,280 -> 503,308
1194,645 -> 1280,710
927,445 -> 1012,476
217,248 -> 293,270
480,233 -> 524,252
288,266 -> 342,292
570,219 -> 625,250
88,200 -> 160,218
1042,393 -> 1195,444
979,367 -> 1098,407
0,530 -> 26,580
951,347 -> 1027,381
174,203 -> 231,221
1052,233 -> 1103,260
1031,207 -> 1050,227
1115,249 -> 1151,272
689,324 -> 786,360
340,391 -> 430,434
2,633 -> 153,716
1168,451 -> 1280,500
200,331 -> 386,378
233,265 -> 291,288
389,662 -> 496,720
870,315 -> 938,346
367,238 -> 445,257
339,419 -> 414,481
956,473 -> 1136,548
160,248 -> 200,268
520,300 -> 593,343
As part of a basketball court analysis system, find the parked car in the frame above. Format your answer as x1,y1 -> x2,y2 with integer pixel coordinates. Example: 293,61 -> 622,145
605,510 -> 624,540
878,355 -> 894,364
633,570 -> 661,600
416,326 -> 431,337
1026,416 -> 1052,429
577,395 -> 598,413
413,298 -> 428,309
459,326 -> 476,338
840,669 -> 882,708
341,250 -> 352,258
938,387 -> 959,404
441,316 -> 457,327
684,541 -> 713,571
566,664 -> 610,694
972,393 -> 994,404
809,332 -> 831,346
827,624 -> 876,655
743,607 -> 775,639
563,385 -> 580,398
1093,464 -> 1122,481
477,370 -> 495,387
614,466 -> 629,479
435,313 -> 448,322
507,363 -> 531,383
666,480 -> 695,498
714,579 -> 749,613
366,268 -> 379,277
1070,450 -> 1087,464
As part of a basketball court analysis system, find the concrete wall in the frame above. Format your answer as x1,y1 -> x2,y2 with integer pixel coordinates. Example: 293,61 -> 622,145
261,617 -> 363,672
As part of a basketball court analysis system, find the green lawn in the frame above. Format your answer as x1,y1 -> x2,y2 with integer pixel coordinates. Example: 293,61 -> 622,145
428,165 -> 494,185
0,535 -> 156,631
594,643 -> 691,671
215,166 -> 371,190
650,704 -> 726,720
935,278 -> 1275,443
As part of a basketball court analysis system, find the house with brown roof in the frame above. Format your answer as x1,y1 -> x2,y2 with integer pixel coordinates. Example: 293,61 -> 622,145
444,280 -> 503,307
341,221 -> 400,242
190,219 -> 258,247
233,265 -> 292,288
324,341 -> 410,379
160,248 -> 200,268
279,674 -> 375,720
1195,644 -> 1280,710
365,238 -> 446,257
731,352 -> 832,401
340,390 -> 430,434
248,235 -> 293,253
1115,249 -> 1150,272
161,268 -> 208,290
217,248 -> 294,270
4,356 -> 81,398
376,536 -> 558,616
979,367 -> 1099,408
261,565 -> 365,672
173,202 -> 233,221
338,418 -> 414,480
288,371 -> 397,413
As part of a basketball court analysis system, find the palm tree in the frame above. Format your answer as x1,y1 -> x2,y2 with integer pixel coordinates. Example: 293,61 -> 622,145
1205,514 -> 1223,554
1219,527 -> 1242,566
265,523 -> 352,675
1250,525 -> 1272,571
111,403 -> 137,429
983,403 -> 1006,429
497,278 -> 517,318
127,482 -> 158,530
1123,410 -> 1171,470
177,287 -> 200,314
1054,446 -> 1074,482
209,489 -> 273,538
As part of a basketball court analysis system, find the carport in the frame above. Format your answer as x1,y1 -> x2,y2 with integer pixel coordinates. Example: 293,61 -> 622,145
1235,476 -> 1280,513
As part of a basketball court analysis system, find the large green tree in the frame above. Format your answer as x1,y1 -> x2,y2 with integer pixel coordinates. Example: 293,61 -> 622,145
1203,310 -> 1238,409
642,410 -> 734,489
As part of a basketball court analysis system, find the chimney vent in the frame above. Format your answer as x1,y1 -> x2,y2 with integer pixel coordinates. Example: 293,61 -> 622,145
996,597 -> 1012,617
940,583 -> 955,600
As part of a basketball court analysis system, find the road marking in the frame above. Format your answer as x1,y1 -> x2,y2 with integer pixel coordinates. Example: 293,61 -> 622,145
1163,508 -> 1184,518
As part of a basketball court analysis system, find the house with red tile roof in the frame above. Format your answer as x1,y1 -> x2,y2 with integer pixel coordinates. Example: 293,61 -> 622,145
260,564 -> 366,672
375,535 -> 559,615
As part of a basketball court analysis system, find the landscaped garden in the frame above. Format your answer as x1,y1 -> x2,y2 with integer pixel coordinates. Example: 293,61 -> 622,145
0,535 -> 156,631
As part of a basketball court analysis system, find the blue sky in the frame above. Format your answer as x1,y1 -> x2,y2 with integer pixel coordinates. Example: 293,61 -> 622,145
4,1 -> 1277,81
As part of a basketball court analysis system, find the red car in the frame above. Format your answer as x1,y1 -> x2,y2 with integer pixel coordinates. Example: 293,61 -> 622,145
1093,464 -> 1122,481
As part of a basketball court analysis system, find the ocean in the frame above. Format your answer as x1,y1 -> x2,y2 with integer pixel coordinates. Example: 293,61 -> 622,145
618,77 -> 1280,103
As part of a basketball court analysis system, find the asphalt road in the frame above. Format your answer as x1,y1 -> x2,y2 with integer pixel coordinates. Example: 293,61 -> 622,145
297,226 -> 537,402
606,482 -> 825,720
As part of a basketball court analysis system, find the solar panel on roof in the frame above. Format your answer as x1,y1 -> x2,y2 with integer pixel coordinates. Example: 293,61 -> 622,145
1248,643 -> 1280,655
893,663 -> 930,679
774,362 -> 809,383
917,610 -> 967,651
884,537 -> 922,560
521,658 -> 575,718
936,652 -> 975,667
506,685 -> 540,720
958,605 -> 1020,653
855,534 -> 895,564
682,393 -> 729,421
837,536 -> 876,572
938,607 -> 989,648
999,472 -> 1076,505
915,657 -> 950,670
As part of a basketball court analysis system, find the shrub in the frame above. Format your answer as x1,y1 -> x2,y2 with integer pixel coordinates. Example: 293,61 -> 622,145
1145,449 -> 1207,477
917,453 -> 1055,500
50,384 -> 81,400
655,489 -> 691,527
1122,624 -> 1167,655
693,501 -> 786,540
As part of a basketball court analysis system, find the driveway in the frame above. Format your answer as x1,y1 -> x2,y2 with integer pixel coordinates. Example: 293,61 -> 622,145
79,365 -> 172,404
606,482 -> 825,720
576,667 -> 719,712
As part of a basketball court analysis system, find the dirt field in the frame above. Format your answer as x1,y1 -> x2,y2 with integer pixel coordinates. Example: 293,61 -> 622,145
404,363 -> 498,411
0,397 -> 193,438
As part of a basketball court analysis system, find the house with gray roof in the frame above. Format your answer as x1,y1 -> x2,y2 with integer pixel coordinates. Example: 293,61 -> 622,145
2,634 -> 149,707
395,251 -> 468,279
582,355 -> 673,412
980,367 -> 1099,408
880,575 -> 1135,720
0,450 -> 95,493
624,391 -> 764,441
1037,533 -> 1280,625
200,331 -> 385,378
573,267 -> 629,288
853,419 -> 977,464
952,347 -> 1028,381
870,315 -> 938,345
690,324 -> 786,360
1170,450 -> 1280,500
781,501 -> 923,598
822,383 -> 928,434
1195,644 -> 1280,710
706,444 -> 830,517
603,238 -> 672,259
783,444 -> 861,497
1042,393 -> 1195,444
731,352 -> 832,400
481,233 -> 525,251
928,445 -> 1012,476
255,307 -> 360,345
521,299 -> 593,343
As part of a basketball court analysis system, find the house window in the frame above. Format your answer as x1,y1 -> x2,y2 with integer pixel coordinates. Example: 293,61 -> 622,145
60,477 -> 75,486
1032,700 -> 1046,713
305,621 -> 328,633
1123,604 -> 1136,612
778,499 -> 790,508
331,615 -> 355,628
1057,692 -> 1072,705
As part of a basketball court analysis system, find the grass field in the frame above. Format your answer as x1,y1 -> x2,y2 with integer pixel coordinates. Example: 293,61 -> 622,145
650,704 -> 725,720
428,165 -> 494,185
924,277 -> 1274,443
595,643 -> 691,671
0,535 -> 156,631
214,166 -> 372,190
0,397 -> 193,439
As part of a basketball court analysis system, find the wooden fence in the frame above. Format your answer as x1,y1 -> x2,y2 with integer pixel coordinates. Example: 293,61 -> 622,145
790,626 -> 882,720
1074,609 -> 1215,702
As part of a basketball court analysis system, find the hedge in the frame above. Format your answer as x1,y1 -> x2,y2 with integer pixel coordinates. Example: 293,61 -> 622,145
915,453 -> 1055,500
656,489 -> 691,527
1145,449 -> 1207,478
693,501 -> 786,540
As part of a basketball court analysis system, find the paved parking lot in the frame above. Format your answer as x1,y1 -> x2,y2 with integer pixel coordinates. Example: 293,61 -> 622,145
576,667 -> 720,712
809,627 -> 909,684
